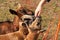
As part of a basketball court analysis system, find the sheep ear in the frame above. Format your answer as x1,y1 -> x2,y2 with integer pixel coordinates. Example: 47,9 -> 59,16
46,0 -> 50,2
9,9 -> 17,15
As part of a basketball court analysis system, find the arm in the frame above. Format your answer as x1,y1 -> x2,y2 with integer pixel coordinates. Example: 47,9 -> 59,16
35,0 -> 50,17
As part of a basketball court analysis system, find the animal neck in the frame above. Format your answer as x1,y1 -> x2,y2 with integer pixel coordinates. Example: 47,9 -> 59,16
13,16 -> 19,25
12,16 -> 20,31
24,30 -> 39,40
19,28 -> 24,33
19,22 -> 28,38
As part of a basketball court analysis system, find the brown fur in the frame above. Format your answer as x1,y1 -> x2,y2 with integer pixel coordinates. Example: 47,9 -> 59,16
0,4 -> 30,35
0,21 -> 28,40
0,16 -> 19,35
24,18 -> 43,40
0,4 -> 29,40
0,4 -> 42,40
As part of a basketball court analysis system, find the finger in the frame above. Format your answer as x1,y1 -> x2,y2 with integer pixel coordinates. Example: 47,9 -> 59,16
35,11 -> 39,17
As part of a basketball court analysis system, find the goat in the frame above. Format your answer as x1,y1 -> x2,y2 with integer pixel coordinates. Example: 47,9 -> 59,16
24,17 -> 45,40
0,4 -> 42,40
0,15 -> 19,35
16,5 -> 42,29
0,21 -> 28,40
0,4 -> 35,34
0,4 -> 22,34
0,8 -> 42,40
0,16 -> 41,40
0,8 -> 30,40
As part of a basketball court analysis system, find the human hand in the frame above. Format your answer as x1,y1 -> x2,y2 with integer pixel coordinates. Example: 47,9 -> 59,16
35,0 -> 45,17
35,6 -> 42,17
